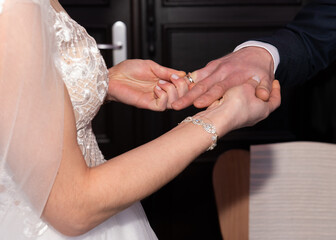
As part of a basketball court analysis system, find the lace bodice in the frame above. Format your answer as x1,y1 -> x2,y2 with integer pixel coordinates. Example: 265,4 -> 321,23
52,8 -> 109,167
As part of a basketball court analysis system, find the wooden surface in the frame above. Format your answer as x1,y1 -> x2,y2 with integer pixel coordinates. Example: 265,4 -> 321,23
213,149 -> 250,240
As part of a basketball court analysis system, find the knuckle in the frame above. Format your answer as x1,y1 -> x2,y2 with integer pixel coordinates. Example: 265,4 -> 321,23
196,83 -> 208,93
206,60 -> 217,67
173,79 -> 185,88
144,59 -> 153,65
166,84 -> 177,92
212,83 -> 226,94
156,104 -> 165,112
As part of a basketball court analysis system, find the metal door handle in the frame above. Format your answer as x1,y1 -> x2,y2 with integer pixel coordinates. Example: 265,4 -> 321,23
97,21 -> 127,65
97,44 -> 122,50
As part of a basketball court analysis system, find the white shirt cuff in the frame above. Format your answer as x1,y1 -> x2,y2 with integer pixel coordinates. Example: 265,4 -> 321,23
233,40 -> 280,74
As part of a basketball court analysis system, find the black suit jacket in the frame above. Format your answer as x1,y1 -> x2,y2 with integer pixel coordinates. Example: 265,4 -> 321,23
257,0 -> 336,86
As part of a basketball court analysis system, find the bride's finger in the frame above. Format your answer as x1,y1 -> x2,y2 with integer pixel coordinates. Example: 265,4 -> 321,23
171,75 -> 189,98
153,85 -> 168,111
184,72 -> 197,90
157,80 -> 179,108
150,61 -> 186,81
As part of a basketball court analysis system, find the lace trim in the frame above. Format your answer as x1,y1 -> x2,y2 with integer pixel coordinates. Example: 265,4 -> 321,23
51,7 -> 108,167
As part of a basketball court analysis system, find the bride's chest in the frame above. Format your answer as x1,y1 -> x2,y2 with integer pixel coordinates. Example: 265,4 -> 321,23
51,9 -> 109,127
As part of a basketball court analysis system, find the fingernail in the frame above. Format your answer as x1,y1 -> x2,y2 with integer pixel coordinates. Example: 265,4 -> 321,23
171,74 -> 179,80
159,80 -> 167,84
252,75 -> 261,83
156,85 -> 162,90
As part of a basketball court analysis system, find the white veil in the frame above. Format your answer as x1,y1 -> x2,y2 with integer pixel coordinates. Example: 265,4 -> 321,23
0,0 -> 64,237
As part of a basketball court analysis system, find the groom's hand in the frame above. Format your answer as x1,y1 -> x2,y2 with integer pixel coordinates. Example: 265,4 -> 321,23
171,47 -> 275,110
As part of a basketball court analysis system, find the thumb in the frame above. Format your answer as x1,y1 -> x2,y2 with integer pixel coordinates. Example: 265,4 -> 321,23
151,61 -> 185,81
246,75 -> 261,89
255,75 -> 273,101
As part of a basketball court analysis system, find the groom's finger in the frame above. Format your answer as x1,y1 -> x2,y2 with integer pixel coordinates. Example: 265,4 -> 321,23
192,77 -> 231,108
171,85 -> 205,110
173,70 -> 227,110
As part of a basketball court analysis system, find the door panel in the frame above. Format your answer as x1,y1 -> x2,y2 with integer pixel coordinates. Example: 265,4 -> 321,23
162,23 -> 283,72
163,0 -> 301,5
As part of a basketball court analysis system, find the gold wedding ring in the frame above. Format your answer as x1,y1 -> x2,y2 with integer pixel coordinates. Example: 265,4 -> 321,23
186,73 -> 195,84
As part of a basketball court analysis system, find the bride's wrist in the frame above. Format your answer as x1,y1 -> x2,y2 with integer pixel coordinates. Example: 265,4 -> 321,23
106,68 -> 120,102
193,110 -> 234,138
180,116 -> 218,151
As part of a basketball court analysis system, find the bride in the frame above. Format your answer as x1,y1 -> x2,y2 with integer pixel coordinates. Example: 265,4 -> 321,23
0,0 -> 281,239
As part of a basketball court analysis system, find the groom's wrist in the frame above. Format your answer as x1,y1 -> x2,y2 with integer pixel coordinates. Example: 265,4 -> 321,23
234,40 -> 280,73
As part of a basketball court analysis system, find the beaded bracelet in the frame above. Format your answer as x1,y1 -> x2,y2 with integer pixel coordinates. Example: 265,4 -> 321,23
181,116 -> 218,151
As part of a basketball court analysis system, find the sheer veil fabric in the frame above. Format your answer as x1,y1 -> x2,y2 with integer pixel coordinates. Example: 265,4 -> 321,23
0,0 -> 65,237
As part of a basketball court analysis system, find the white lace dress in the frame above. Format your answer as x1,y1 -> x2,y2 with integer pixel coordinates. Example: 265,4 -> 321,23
0,2 -> 158,240
42,6 -> 158,240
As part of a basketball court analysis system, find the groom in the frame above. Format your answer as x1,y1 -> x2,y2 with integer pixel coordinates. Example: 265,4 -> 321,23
172,0 -> 336,110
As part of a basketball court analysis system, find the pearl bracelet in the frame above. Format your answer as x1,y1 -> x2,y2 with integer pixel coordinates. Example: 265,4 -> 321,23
181,116 -> 218,151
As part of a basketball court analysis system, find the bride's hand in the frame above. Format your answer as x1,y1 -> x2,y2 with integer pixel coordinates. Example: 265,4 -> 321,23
106,59 -> 186,111
196,78 -> 281,137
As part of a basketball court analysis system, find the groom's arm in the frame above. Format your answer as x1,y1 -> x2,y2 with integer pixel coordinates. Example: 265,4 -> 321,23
172,0 -> 336,109
256,0 -> 336,86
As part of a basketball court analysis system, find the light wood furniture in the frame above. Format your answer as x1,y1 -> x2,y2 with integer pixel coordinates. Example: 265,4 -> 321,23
213,149 -> 250,240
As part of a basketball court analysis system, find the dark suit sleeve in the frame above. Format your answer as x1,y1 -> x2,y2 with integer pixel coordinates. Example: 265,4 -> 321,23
257,0 -> 336,86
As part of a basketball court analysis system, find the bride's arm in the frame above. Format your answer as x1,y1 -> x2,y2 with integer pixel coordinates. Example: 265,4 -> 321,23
43,78 -> 281,236
43,87 -> 217,236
